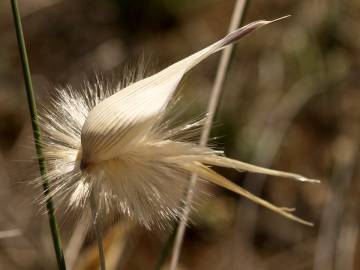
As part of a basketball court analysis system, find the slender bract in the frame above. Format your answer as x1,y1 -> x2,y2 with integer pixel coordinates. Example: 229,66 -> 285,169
10,1 -> 66,269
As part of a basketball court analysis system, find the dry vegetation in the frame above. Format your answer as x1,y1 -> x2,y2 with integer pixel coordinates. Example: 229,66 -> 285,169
0,0 -> 359,269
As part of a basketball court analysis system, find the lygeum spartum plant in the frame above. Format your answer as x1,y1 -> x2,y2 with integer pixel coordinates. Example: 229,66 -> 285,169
39,17 -> 319,229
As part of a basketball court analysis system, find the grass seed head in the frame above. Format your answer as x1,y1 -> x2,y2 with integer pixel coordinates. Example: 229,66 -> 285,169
38,17 -> 318,229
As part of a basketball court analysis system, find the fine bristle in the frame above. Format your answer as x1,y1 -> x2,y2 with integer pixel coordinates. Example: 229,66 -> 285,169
36,18 -> 317,229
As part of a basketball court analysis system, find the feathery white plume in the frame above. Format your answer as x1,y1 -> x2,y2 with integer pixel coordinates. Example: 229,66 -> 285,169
39,17 -> 319,228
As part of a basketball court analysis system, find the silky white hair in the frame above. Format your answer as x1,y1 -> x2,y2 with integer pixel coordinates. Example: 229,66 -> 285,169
37,18 -> 319,229
40,79 -> 209,228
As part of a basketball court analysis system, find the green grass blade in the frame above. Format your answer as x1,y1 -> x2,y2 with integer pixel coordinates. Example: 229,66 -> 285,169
10,1 -> 67,269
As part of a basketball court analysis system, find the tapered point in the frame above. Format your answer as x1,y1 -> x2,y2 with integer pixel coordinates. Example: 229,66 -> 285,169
262,15 -> 291,26
271,15 -> 291,23
297,176 -> 321,184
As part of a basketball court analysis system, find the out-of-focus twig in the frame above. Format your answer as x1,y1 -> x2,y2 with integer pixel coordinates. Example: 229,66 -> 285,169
313,136 -> 357,270
169,1 -> 249,269
65,215 -> 89,270
74,220 -> 132,270
0,229 -> 22,239
335,214 -> 358,270
90,193 -> 106,270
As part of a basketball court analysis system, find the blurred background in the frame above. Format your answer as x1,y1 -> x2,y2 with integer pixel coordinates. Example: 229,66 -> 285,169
0,0 -> 360,269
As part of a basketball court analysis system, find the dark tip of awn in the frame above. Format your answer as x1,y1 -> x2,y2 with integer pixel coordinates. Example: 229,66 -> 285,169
221,15 -> 291,47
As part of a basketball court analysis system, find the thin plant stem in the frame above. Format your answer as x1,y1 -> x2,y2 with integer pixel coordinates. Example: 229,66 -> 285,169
313,141 -> 357,270
65,214 -> 89,270
10,1 -> 66,269
90,193 -> 106,270
169,1 -> 250,269
154,224 -> 177,270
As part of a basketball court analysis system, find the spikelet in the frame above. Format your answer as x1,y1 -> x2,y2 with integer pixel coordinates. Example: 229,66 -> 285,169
39,17 -> 319,229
